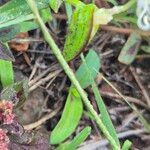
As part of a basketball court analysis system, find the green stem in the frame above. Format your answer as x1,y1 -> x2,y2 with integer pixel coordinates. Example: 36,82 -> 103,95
110,0 -> 136,15
26,0 -> 119,149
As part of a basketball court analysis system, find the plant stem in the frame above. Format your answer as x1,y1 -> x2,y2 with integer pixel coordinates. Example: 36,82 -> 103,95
110,0 -> 136,15
26,0 -> 119,149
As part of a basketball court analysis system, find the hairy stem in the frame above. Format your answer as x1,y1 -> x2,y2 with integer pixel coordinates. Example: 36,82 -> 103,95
26,0 -> 119,149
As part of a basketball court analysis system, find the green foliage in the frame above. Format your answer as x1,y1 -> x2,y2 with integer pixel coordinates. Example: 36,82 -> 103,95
40,8 -> 52,22
0,59 -> 14,87
76,50 -> 100,88
0,0 -> 52,42
0,0 -> 49,26
65,2 -> 73,23
80,53 -> 120,147
0,0 -> 146,149
63,4 -> 95,62
50,87 -> 83,144
118,32 -> 141,65
49,0 -> 63,13
92,82 -> 120,147
56,127 -> 91,150
122,140 -> 132,150
50,50 -> 100,145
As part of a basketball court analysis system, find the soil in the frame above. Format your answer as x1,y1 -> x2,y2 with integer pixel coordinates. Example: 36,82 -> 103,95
1,0 -> 150,149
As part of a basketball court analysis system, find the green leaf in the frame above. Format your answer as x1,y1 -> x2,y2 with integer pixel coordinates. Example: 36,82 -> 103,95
92,82 -> 120,147
122,140 -> 132,150
40,8 -> 52,22
63,4 -> 95,62
118,32 -> 141,65
56,127 -> 91,150
0,59 -> 14,87
141,45 -> 150,53
18,7 -> 52,32
76,49 -> 100,89
0,79 -> 29,108
50,50 -> 100,145
50,87 -> 83,144
80,52 -> 120,147
66,126 -> 91,150
0,0 -> 50,27
49,0 -> 63,13
107,0 -> 118,6
65,2 -> 73,23
0,8 -> 52,42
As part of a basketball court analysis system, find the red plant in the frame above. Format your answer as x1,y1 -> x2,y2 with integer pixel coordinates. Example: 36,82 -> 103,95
0,129 -> 9,150
0,100 -> 14,125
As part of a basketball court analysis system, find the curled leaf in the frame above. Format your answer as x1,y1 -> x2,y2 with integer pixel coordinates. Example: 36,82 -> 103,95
63,4 -> 95,62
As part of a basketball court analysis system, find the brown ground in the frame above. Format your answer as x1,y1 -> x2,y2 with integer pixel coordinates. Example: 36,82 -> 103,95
1,0 -> 150,149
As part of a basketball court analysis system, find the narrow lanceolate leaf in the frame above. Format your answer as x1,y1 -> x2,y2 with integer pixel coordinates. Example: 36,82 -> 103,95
65,127 -> 91,150
118,32 -> 141,65
0,0 -> 49,26
56,127 -> 91,150
50,87 -> 83,144
92,82 -> 120,147
65,2 -> 73,23
63,4 -> 95,62
50,50 -> 100,145
0,41 -> 14,61
0,59 -> 14,87
80,52 -> 120,147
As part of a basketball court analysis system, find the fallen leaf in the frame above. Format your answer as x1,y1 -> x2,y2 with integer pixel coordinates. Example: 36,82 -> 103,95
9,32 -> 29,52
